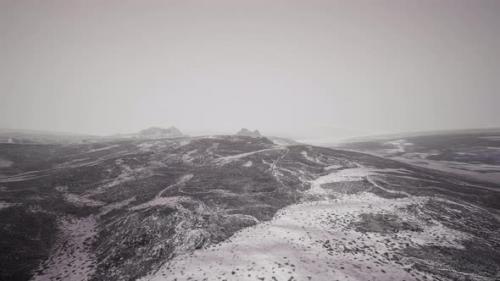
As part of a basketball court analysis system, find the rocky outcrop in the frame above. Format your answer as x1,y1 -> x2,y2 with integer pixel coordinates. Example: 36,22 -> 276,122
236,128 -> 261,138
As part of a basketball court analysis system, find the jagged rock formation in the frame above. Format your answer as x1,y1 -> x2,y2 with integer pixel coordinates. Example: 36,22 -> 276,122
236,128 -> 261,138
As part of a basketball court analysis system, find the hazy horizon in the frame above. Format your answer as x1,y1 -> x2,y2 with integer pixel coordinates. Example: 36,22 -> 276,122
1,0 -> 499,140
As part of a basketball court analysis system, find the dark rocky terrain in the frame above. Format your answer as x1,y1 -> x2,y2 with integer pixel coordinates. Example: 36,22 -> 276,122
338,130 -> 500,184
0,130 -> 499,281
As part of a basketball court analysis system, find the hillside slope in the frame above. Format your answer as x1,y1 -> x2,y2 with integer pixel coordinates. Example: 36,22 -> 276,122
0,135 -> 499,281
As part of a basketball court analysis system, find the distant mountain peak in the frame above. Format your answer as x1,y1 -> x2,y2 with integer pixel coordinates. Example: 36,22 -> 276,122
236,128 -> 262,138
138,126 -> 183,139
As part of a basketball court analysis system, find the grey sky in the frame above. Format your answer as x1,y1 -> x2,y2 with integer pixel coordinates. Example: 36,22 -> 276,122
1,0 -> 499,139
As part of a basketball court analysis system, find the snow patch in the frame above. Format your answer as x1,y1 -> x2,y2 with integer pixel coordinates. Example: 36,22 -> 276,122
300,150 -> 325,164
32,216 -> 98,281
99,197 -> 136,216
63,194 -> 105,208
87,144 -> 119,153
130,174 -> 193,211
129,196 -> 190,211
384,139 -> 413,154
478,135 -> 500,141
0,201 -> 19,210
307,167 -> 375,195
182,149 -> 198,163
215,148 -> 284,165
92,159 -> 152,194
324,165 -> 343,170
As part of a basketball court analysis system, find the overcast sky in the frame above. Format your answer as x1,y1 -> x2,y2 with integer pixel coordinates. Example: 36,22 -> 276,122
1,0 -> 499,139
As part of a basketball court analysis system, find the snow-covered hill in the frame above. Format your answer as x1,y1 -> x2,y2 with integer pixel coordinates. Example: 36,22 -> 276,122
0,133 -> 498,281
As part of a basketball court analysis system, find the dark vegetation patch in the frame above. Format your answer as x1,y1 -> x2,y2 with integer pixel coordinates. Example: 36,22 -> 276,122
321,180 -> 372,194
405,239 -> 500,279
415,199 -> 500,241
400,198 -> 500,280
0,143 -> 60,175
0,207 -> 57,281
94,206 -> 179,281
352,213 -> 422,234
365,168 -> 500,209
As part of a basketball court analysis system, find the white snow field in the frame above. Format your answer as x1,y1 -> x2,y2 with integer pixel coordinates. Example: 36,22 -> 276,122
143,167 -> 470,281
